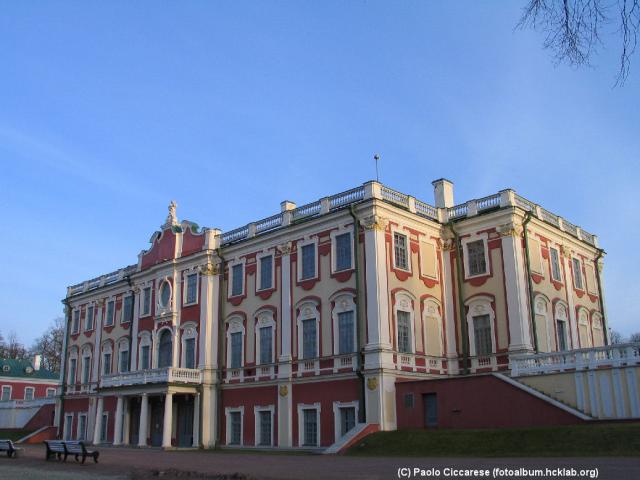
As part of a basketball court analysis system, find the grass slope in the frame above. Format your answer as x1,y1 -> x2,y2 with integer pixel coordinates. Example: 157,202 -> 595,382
0,428 -> 35,442
346,423 -> 640,457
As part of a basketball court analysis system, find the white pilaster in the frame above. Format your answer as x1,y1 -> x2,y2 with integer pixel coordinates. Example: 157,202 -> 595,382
200,385 -> 217,448
92,306 -> 103,382
562,254 -> 579,349
122,398 -> 131,445
173,328 -> 181,368
162,391 -> 173,448
113,396 -> 124,446
363,216 -> 391,350
199,266 -> 220,369
277,382 -> 293,447
280,249 -> 292,363
138,394 -> 149,447
131,289 -> 141,370
501,230 -> 533,353
93,397 -> 104,445
192,393 -> 200,448
441,248 -> 458,374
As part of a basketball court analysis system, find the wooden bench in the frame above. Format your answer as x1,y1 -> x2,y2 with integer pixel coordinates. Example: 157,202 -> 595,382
64,441 -> 99,464
44,440 -> 66,461
0,439 -> 21,458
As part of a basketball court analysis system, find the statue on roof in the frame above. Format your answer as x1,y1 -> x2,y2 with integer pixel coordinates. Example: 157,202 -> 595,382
165,200 -> 178,227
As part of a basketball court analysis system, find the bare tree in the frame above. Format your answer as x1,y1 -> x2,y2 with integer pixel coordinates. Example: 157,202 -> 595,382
4,331 -> 28,359
30,317 -> 65,373
609,330 -> 625,344
629,332 -> 640,343
519,0 -> 640,85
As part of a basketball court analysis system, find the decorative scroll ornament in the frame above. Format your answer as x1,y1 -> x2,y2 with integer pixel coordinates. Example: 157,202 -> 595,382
441,238 -> 456,251
498,222 -> 521,237
560,245 -> 572,258
279,385 -> 289,397
200,262 -> 221,276
360,215 -> 388,231
367,377 -> 378,391
278,241 -> 293,255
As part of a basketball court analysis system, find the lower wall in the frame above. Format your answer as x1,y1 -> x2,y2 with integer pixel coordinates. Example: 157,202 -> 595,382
0,399 -> 56,429
395,375 -> 584,430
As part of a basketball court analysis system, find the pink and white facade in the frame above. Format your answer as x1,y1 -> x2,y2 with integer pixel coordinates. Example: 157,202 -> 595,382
59,179 -> 612,449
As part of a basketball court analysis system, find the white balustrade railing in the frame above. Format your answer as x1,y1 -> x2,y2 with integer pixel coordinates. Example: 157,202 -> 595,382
476,193 -> 501,212
510,343 -> 640,377
329,186 -> 365,210
447,203 -> 468,220
292,201 -> 322,221
394,353 -> 447,373
415,199 -> 439,221
381,186 -> 410,208
100,367 -> 202,388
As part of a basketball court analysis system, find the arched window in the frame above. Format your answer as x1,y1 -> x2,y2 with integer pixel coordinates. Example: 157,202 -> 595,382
226,316 -> 245,371
117,339 -> 130,373
255,310 -> 275,365
578,308 -> 591,348
554,302 -> 570,351
181,323 -> 198,369
591,312 -> 604,347
67,347 -> 79,386
296,301 -> 320,360
157,329 -> 173,368
534,295 -> 552,352
331,294 -> 356,356
101,342 -> 113,376
80,345 -> 92,385
422,299 -> 443,357
138,332 -> 152,370
157,279 -> 172,312
394,292 -> 415,354
465,296 -> 496,367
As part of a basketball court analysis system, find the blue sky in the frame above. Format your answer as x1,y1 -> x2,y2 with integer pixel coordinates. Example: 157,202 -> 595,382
1,2 -> 638,345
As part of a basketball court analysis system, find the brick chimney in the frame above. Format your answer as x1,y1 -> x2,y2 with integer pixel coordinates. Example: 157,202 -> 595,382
432,178 -> 454,209
33,354 -> 42,370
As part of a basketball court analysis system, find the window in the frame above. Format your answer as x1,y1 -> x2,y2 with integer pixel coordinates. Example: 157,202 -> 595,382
142,288 -> 151,316
103,351 -> 112,375
394,232 -> 409,270
466,240 -> 487,276
158,330 -> 173,369
105,301 -> 115,326
160,281 -> 171,308
230,332 -> 243,368
24,387 -> 35,400
258,410 -> 272,446
404,393 -> 415,408
424,393 -> 438,428
339,407 -> 356,437
185,273 -> 198,304
302,409 -> 318,446
258,255 -> 273,290
557,320 -> 568,351
572,257 -> 584,290
302,318 -> 317,359
338,311 -> 355,354
184,338 -> 196,369
46,388 -> 56,398
64,415 -> 73,440
301,244 -> 316,280
0,386 -> 10,401
550,248 -> 562,282
85,306 -> 94,331
229,411 -> 242,445
397,311 -> 411,353
77,414 -> 87,441
68,358 -> 77,385
259,326 -> 273,364
72,310 -> 80,334
231,264 -> 243,296
140,345 -> 150,370
100,413 -> 109,442
119,346 -> 129,373
335,233 -> 352,271
122,296 -> 133,323
82,355 -> 91,384
473,315 -> 492,357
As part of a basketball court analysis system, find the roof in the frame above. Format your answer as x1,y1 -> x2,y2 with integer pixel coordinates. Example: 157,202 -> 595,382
0,358 -> 59,380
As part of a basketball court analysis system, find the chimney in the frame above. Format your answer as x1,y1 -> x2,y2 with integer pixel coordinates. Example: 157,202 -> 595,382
432,178 -> 454,209
280,200 -> 296,212
33,354 -> 42,371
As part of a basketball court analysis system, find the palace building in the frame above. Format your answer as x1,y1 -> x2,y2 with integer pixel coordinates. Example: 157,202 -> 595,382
58,179 -> 637,450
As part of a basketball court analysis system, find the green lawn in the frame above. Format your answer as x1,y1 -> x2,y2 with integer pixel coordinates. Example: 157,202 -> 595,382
0,428 -> 34,442
346,423 -> 640,457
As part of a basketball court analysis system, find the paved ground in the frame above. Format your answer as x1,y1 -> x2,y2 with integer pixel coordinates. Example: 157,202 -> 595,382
1,445 -> 639,480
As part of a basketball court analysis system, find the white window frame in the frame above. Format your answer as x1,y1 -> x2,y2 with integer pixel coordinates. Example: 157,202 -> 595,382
63,413 -> 74,440
101,342 -> 113,375
578,308 -> 591,348
105,298 -> 116,326
117,340 -> 130,373
154,327 -> 174,369
572,256 -> 584,291
331,293 -> 357,356
330,228 -> 354,273
394,292 -> 416,355
419,240 -> 439,280
297,238 -> 319,282
72,309 -> 80,334
533,295 -> 553,352
85,304 -> 95,332
140,286 -> 152,317
226,316 -> 245,372
180,322 -> 198,369
100,412 -> 109,443
422,298 -> 444,357
225,406 -> 244,446
256,252 -> 275,292
77,412 -> 88,440
296,300 -> 320,360
81,347 -> 92,385
138,331 -> 152,370
391,228 -> 411,272
157,278 -> 173,313
332,400 -> 359,443
297,402 -> 321,447
255,310 -> 276,365
461,234 -> 490,279
183,270 -> 199,306
554,301 -> 571,351
24,386 -> 35,401
1,385 -> 11,401
121,294 -> 134,324
549,246 -> 563,283
253,404 -> 275,447
228,259 -> 246,298
465,296 -> 496,358
46,387 -> 56,398
67,348 -> 79,385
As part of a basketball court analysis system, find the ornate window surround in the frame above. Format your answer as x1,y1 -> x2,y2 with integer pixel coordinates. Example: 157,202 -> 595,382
461,233 -> 490,279
393,291 -> 416,354
464,295 -> 496,357
330,292 -> 356,356
180,321 -> 198,368
254,309 -> 276,365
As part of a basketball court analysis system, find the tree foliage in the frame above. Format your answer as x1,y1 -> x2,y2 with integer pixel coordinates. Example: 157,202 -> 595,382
29,317 -> 65,373
519,0 -> 640,85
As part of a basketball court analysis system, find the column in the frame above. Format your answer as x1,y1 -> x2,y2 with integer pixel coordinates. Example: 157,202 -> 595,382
92,304 -> 103,383
93,397 -> 104,445
162,391 -> 173,448
200,385 -> 217,448
279,244 -> 293,366
440,246 -> 459,374
199,264 -> 220,368
173,328 -> 181,368
500,225 -> 533,353
138,394 -> 149,447
562,249 -> 579,349
131,287 -> 141,370
122,398 -> 131,445
192,393 -> 200,448
113,396 -> 124,446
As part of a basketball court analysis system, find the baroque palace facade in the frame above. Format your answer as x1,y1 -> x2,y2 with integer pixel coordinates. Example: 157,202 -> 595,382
59,179 -> 608,449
